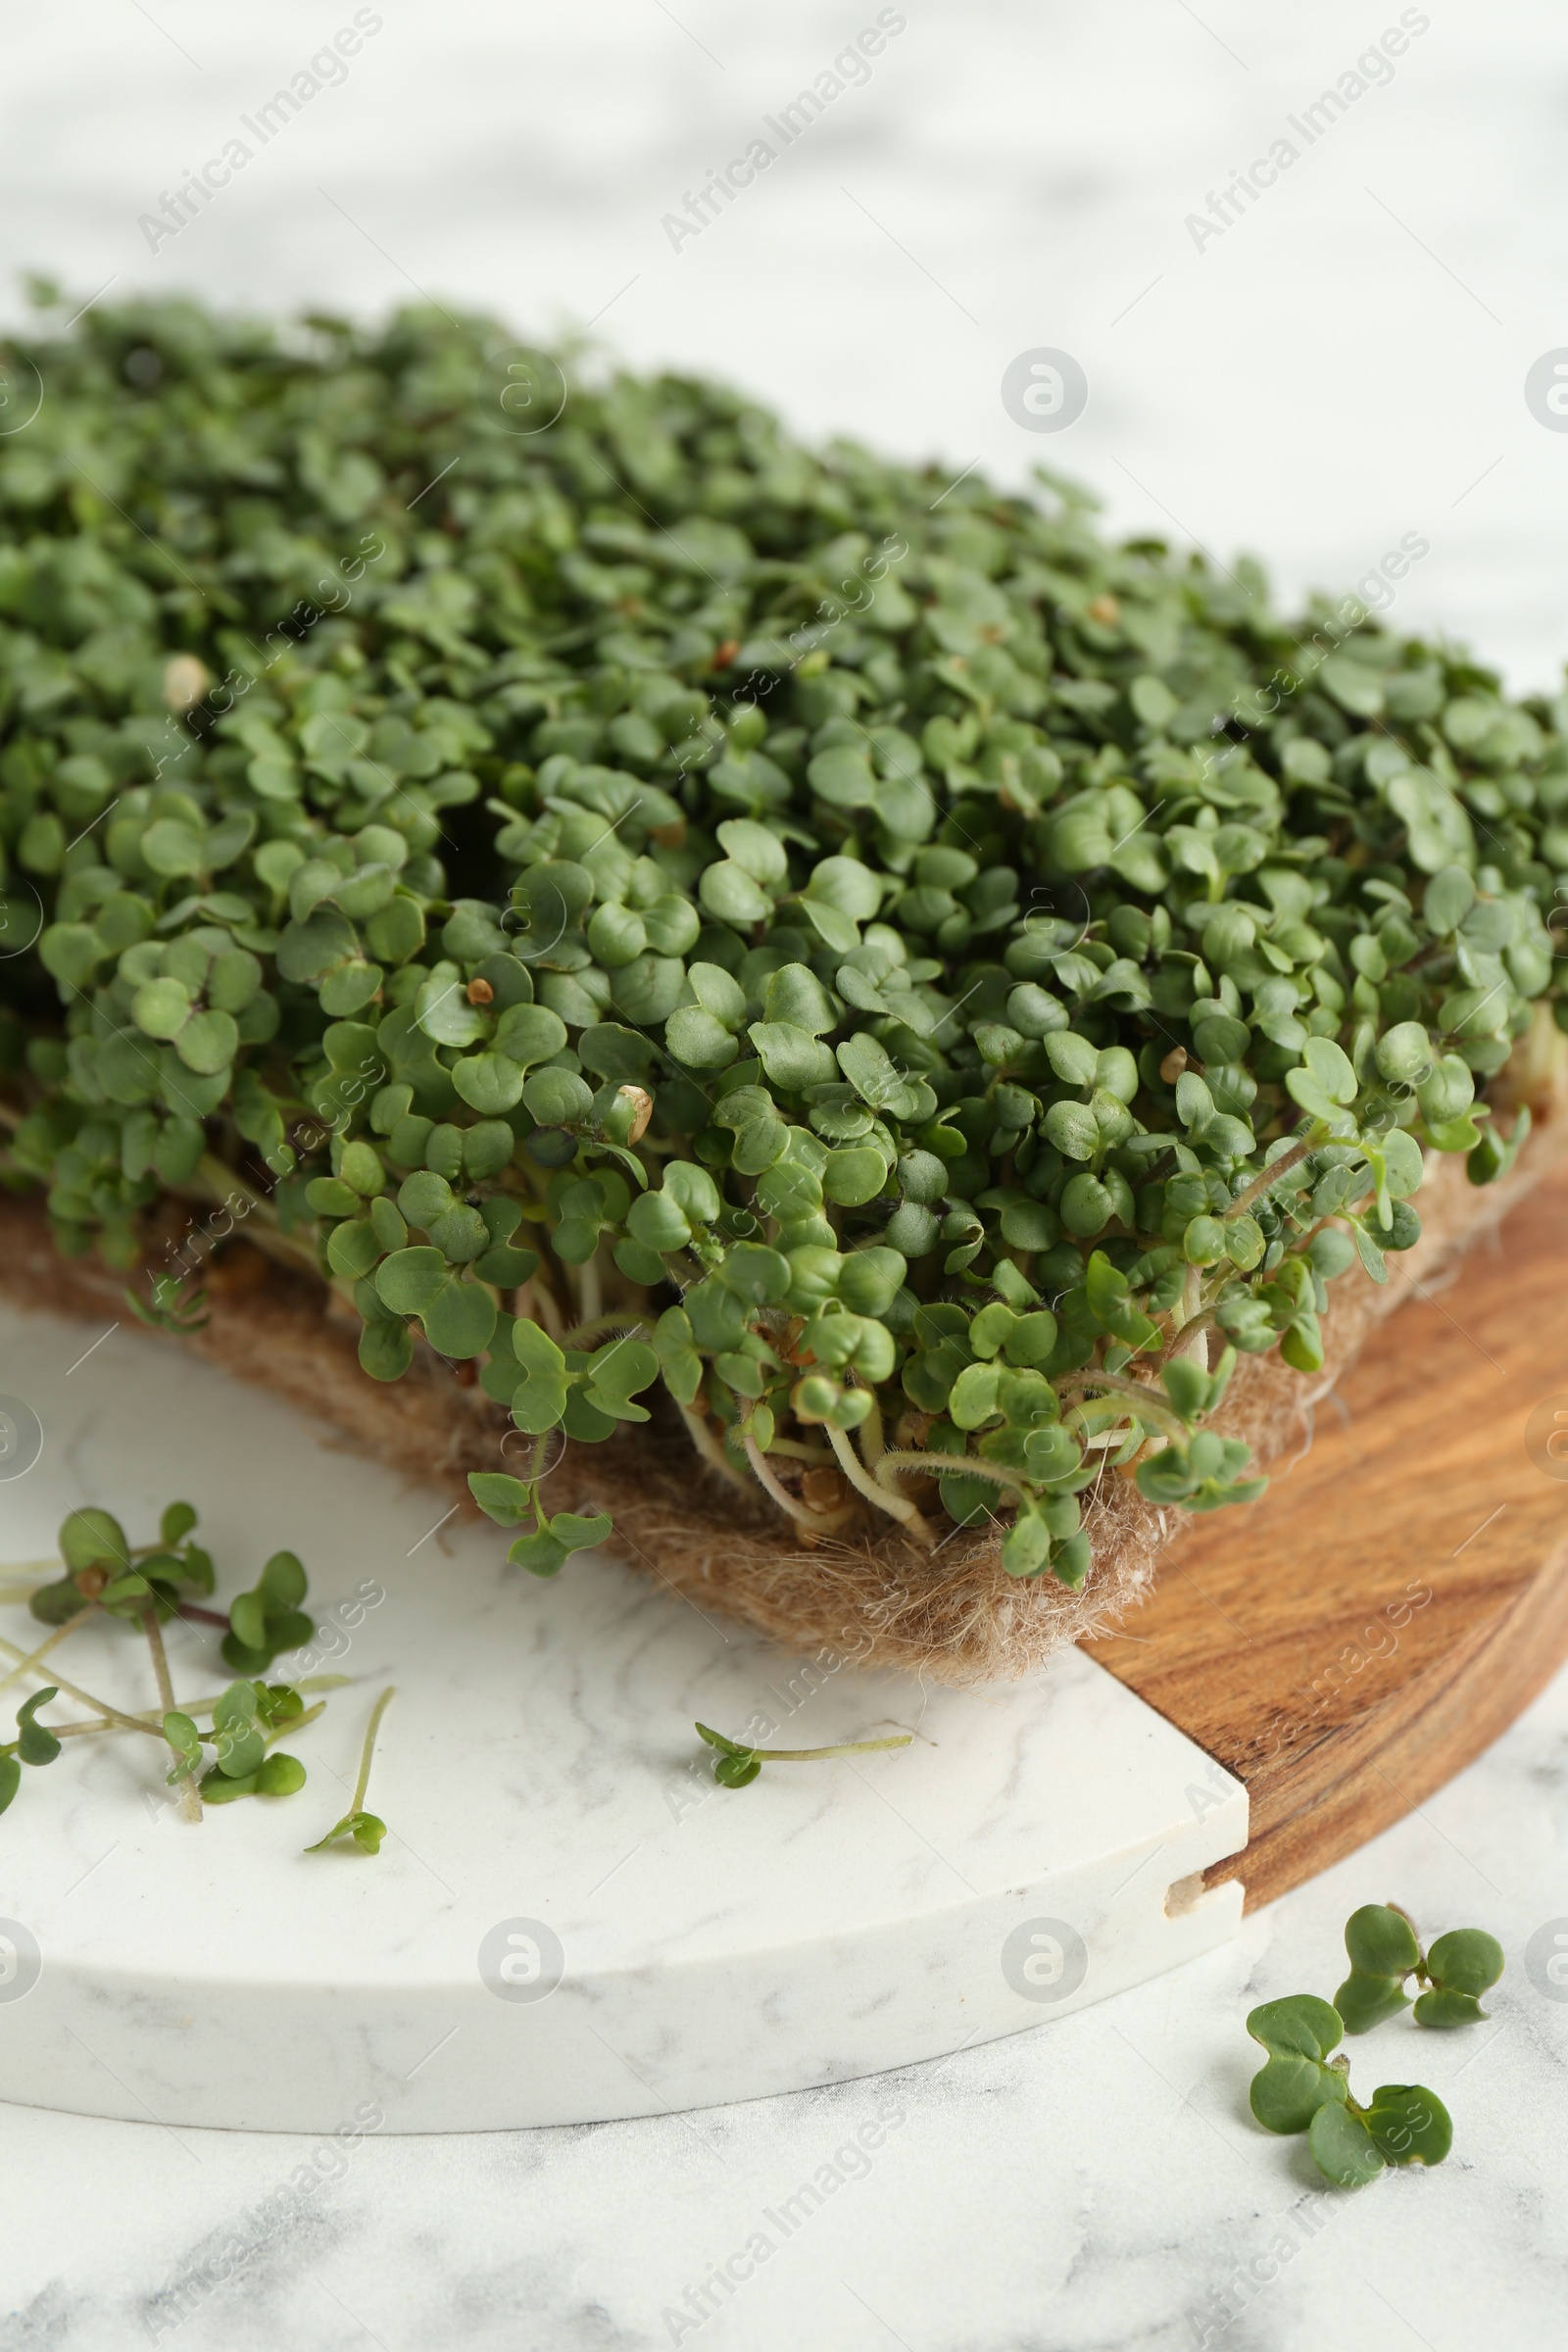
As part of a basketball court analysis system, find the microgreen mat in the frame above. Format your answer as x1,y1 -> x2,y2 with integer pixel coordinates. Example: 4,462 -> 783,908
2,288 -> 1565,1593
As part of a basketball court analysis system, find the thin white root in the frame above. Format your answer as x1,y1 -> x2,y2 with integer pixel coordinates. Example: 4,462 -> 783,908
679,1404 -> 755,1494
826,1424 -> 937,1549
0,1603 -> 98,1699
742,1436 -> 858,1538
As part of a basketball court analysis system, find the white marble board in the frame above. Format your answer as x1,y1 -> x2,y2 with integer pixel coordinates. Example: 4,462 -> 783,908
0,1300 -> 1246,2131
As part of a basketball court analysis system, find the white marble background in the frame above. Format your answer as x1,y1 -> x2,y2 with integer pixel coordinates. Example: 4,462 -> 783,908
6,0 -> 1568,687
8,1700 -> 1568,2352
6,2 -> 1568,2344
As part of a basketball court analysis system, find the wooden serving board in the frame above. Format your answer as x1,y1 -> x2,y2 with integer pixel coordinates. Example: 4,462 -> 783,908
1085,1162 -> 1568,1910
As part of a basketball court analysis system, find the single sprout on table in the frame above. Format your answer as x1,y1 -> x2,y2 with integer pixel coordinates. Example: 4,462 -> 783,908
1334,1900 -> 1505,2032
695,1719 -> 912,1788
1245,1992 -> 1453,2186
306,1684 -> 395,1853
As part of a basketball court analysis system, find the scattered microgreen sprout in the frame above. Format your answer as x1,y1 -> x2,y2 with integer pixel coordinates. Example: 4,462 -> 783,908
27,1500 -> 215,1628
1335,1901 -> 1504,2031
3,293 -> 1566,1609
163,1679 -> 315,1803
1412,1931 -> 1506,2028
306,1685 -> 394,1853
126,1277 -> 210,1335
695,1719 -> 912,1788
1245,1900 -> 1502,2187
0,1687 -> 63,1816
221,1551 -> 313,1673
1246,1994 -> 1350,2134
1245,1994 -> 1453,2185
1307,2082 -> 1454,2188
2,1499 -> 324,1828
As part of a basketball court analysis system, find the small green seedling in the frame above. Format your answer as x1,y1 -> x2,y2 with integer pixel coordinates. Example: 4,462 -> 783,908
222,1550 -> 314,1673
1335,1903 -> 1422,2032
1335,1902 -> 1504,2032
1412,1931 -> 1506,2028
1307,2082 -> 1453,2187
29,1501 -> 215,1627
3,1498 -> 332,1836
162,1679 -> 311,1804
468,1471 -> 612,1578
1246,1993 -> 1452,2187
0,1687 -> 63,1816
306,1686 -> 394,1854
1246,1995 -> 1350,2133
126,1274 -> 210,1335
204,1752 -> 308,1805
695,1720 -> 912,1789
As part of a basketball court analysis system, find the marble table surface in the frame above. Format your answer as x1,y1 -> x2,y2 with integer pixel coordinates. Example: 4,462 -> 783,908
7,0 -> 1568,2343
7,1677 -> 1568,2352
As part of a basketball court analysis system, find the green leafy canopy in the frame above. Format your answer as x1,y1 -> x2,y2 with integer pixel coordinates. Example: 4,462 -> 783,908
3,292 -> 1566,1597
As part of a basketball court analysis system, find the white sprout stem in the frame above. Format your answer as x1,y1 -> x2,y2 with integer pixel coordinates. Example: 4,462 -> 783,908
186,1152 -> 322,1282
50,1675 -> 351,1740
577,1248 -> 604,1327
825,1424 -> 936,1547
678,1403 -> 754,1494
760,1437 -> 835,1465
1171,1260 -> 1201,1334
1054,1370 -> 1187,1442
1226,1128 -> 1320,1219
741,1434 -> 855,1538
743,1736 -> 912,1761
350,1686 -> 396,1816
519,1277 -> 565,1341
0,1633 -> 165,1739
0,1604 -> 98,1698
141,1603 -> 201,1824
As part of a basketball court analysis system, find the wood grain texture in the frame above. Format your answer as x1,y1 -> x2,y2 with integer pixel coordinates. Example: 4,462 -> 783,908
1085,1163 -> 1568,1910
